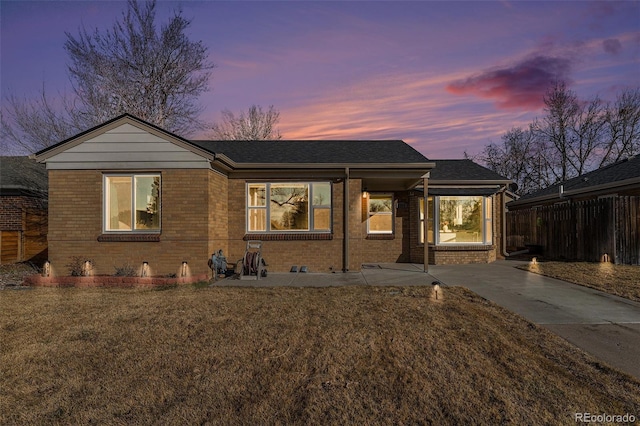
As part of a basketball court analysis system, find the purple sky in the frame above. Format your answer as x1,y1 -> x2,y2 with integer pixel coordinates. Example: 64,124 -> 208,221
2,1 -> 639,158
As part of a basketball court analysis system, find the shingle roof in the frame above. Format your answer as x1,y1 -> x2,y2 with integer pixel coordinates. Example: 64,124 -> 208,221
429,159 -> 511,182
516,155 -> 640,202
0,156 -> 48,195
190,140 -> 430,164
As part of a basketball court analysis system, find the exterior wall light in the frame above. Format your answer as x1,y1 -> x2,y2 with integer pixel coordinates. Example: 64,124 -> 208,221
142,261 -> 149,277
181,261 -> 188,277
43,260 -> 51,277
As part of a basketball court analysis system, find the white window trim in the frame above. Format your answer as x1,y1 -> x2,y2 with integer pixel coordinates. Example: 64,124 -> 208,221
245,182 -> 332,233
103,173 -> 161,233
367,193 -> 394,235
420,195 -> 493,245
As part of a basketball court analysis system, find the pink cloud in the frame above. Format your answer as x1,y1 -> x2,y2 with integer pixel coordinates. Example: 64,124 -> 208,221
446,56 -> 572,110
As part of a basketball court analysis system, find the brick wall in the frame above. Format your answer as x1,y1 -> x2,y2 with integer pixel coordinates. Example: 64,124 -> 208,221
225,180 -> 418,272
226,179 -> 347,273
359,191 -> 410,265
0,195 -> 43,231
47,168 -> 505,275
1,195 -> 48,264
48,169 -> 213,277
208,170 -> 229,259
0,196 -> 24,231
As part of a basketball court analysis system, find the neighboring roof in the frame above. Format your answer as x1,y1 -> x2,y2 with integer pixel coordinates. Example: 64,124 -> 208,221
428,160 -> 511,183
190,140 -> 430,164
0,156 -> 48,195
510,155 -> 640,206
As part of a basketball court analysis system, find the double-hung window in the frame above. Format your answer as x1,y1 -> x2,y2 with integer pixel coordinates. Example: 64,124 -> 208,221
104,174 -> 160,232
247,182 -> 332,233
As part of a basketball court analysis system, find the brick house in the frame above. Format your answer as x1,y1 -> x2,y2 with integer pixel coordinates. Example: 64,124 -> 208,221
0,156 -> 48,264
34,114 -> 511,276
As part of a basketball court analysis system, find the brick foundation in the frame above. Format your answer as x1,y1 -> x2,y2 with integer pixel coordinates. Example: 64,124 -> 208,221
24,273 -> 209,288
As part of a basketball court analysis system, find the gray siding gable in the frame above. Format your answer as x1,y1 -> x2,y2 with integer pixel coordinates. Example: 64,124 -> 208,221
40,123 -> 210,170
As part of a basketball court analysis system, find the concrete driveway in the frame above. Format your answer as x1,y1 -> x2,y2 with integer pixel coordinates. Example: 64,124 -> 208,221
429,260 -> 640,380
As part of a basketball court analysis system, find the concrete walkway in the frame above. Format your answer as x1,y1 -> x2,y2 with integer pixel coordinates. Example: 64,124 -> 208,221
214,263 -> 434,287
429,260 -> 640,380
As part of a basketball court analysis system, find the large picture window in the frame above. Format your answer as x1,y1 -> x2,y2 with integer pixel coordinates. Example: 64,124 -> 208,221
105,174 -> 160,232
247,182 -> 331,233
420,195 -> 492,244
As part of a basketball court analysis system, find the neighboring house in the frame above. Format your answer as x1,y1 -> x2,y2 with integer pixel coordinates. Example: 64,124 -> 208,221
0,156 -> 48,264
507,155 -> 640,264
34,114 -> 511,276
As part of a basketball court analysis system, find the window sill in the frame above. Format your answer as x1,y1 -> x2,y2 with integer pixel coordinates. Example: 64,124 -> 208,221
366,234 -> 395,240
243,233 -> 333,241
427,244 -> 495,251
98,234 -> 161,242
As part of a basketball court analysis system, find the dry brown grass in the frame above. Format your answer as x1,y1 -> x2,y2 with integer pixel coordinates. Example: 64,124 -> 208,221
1,285 -> 639,425
518,261 -> 640,302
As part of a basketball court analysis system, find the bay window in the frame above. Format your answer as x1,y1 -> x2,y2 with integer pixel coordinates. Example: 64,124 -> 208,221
247,182 -> 331,233
420,195 -> 493,244
105,174 -> 160,232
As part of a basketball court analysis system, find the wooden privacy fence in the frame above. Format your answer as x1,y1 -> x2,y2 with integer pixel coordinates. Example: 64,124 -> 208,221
507,196 -> 640,265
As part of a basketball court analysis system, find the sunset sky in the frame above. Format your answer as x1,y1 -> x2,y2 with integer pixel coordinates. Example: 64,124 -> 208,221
2,1 -> 639,158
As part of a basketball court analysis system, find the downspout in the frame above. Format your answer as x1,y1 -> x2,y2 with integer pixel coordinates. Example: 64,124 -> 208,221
343,167 -> 350,272
501,186 -> 510,258
423,173 -> 430,273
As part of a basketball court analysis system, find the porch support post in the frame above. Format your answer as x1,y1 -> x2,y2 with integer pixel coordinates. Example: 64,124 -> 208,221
343,167 -> 350,272
423,174 -> 429,273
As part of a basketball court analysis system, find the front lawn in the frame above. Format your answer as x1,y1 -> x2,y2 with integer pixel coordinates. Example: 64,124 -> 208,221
518,261 -> 640,302
1,285 -> 638,424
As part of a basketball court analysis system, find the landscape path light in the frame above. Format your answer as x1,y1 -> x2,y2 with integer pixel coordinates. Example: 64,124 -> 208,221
83,260 -> 93,276
432,281 -> 441,300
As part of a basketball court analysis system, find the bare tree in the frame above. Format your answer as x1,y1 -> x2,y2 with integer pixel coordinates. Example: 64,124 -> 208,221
476,126 -> 554,195
210,105 -> 282,140
2,0 -> 213,154
600,87 -> 640,165
1,87 -> 80,154
535,81 -> 580,182
569,96 -> 607,175
477,83 -> 639,195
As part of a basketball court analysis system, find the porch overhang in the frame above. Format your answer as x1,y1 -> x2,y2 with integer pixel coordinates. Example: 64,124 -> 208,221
210,155 -> 435,191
